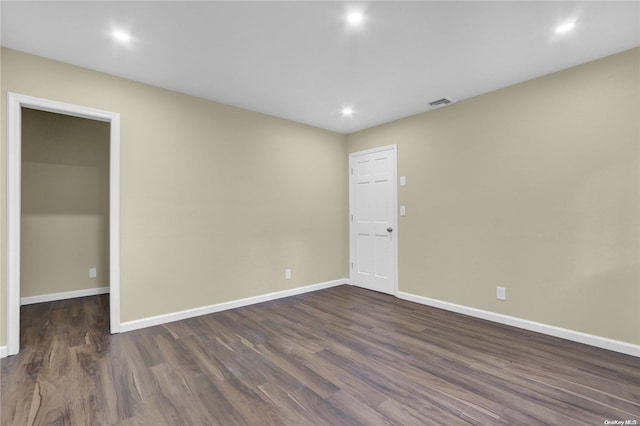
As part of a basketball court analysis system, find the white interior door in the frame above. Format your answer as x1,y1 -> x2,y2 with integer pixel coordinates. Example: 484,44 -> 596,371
349,145 -> 397,295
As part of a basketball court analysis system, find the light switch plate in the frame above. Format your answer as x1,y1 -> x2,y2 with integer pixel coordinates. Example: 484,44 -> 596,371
400,176 -> 406,186
400,205 -> 406,216
497,286 -> 506,300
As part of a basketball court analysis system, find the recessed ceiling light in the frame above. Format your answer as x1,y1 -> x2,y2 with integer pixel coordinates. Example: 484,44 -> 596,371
342,107 -> 354,116
347,12 -> 363,24
112,31 -> 131,42
555,21 -> 575,33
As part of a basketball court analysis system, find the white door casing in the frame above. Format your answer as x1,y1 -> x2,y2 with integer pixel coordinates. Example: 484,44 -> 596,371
349,145 -> 398,295
6,93 -> 121,356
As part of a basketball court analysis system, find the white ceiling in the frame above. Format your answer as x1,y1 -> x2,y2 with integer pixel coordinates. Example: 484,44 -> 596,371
1,1 -> 639,134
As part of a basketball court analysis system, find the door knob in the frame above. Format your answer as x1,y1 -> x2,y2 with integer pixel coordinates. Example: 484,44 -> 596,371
387,227 -> 393,232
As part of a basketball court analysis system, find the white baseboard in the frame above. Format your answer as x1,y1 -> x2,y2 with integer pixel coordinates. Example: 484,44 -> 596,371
15,281 -> 634,358
396,291 -> 640,358
120,278 -> 348,333
20,286 -> 110,306
0,346 -> 7,358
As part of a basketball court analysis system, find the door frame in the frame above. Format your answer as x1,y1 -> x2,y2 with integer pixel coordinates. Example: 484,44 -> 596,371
6,92 -> 121,356
348,144 -> 399,295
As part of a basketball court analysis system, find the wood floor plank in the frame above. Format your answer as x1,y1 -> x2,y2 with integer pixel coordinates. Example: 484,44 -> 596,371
2,286 -> 639,425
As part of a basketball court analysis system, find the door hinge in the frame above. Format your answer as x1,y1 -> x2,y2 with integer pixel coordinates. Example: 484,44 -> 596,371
351,261 -> 354,269
351,214 -> 354,222
350,167 -> 354,176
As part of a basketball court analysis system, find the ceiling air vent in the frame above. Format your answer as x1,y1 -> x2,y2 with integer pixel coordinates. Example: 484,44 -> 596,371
428,97 -> 455,109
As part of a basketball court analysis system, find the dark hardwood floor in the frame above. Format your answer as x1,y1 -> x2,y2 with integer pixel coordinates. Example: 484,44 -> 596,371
2,285 -> 639,425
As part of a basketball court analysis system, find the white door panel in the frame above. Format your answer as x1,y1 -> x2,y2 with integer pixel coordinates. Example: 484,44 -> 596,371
349,145 -> 397,295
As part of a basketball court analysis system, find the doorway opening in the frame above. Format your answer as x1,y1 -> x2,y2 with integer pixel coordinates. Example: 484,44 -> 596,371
6,93 -> 121,356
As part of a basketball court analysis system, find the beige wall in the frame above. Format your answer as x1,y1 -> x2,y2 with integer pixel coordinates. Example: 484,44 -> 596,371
21,108 -> 110,297
2,46 -> 638,349
347,48 -> 640,345
1,48 -> 349,345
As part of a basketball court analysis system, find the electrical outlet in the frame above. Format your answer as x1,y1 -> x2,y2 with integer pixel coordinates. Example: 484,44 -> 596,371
497,286 -> 506,301
89,268 -> 97,278
285,269 -> 291,280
